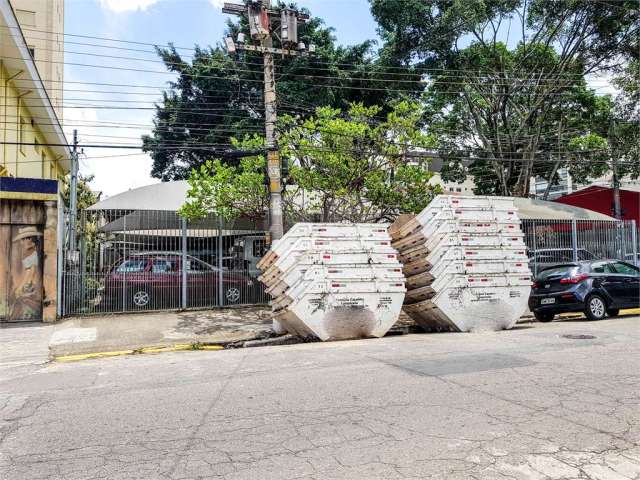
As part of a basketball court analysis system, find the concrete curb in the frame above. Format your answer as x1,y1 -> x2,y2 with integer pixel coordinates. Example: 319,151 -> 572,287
53,343 -> 224,363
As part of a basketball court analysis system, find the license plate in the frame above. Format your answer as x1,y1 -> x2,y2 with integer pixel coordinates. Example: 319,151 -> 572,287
541,298 -> 555,305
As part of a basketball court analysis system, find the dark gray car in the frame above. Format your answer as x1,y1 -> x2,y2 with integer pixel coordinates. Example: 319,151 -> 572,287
529,260 -> 640,322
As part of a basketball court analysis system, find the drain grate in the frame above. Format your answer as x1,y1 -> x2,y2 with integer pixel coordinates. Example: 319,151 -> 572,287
562,334 -> 596,340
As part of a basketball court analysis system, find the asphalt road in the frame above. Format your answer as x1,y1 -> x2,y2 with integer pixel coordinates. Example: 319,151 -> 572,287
1,316 -> 640,480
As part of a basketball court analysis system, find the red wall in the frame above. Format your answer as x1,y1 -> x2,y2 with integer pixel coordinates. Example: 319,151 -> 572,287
554,186 -> 640,223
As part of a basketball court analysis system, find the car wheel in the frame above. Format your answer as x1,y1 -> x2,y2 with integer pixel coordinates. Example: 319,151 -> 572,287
606,308 -> 620,317
131,289 -> 151,309
225,286 -> 242,304
585,294 -> 607,320
534,311 -> 555,323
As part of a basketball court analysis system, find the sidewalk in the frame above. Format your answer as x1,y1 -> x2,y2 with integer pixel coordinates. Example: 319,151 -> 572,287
48,306 -> 273,357
0,322 -> 54,380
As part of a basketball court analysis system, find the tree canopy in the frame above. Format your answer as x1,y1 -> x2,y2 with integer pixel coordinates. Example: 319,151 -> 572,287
143,3 -> 423,181
179,101 -> 440,224
371,0 -> 639,196
61,174 -> 99,211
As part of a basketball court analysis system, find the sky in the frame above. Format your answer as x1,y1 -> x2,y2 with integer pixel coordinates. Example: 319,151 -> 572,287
62,0 -> 616,199
63,0 -> 380,198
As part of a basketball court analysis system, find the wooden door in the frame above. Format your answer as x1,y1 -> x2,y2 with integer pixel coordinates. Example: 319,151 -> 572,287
0,201 -> 45,323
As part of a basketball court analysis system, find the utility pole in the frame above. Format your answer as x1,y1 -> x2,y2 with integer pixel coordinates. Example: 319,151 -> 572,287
609,120 -> 622,219
223,1 -> 312,241
69,129 -> 79,253
612,156 -> 622,219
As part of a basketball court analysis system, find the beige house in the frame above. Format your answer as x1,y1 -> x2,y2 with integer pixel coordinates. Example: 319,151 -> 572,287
1,0 -> 69,323
9,0 -> 64,116
1,0 -> 67,179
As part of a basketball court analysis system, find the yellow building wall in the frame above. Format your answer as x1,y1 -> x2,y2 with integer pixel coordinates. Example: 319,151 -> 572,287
0,61 -> 65,180
9,0 -> 64,118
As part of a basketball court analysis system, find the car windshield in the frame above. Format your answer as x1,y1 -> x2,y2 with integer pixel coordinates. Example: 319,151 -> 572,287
537,265 -> 579,280
116,259 -> 147,273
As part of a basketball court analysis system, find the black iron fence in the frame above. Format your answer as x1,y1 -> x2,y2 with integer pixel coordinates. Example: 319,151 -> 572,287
59,209 -> 638,317
61,209 -> 269,316
521,219 -> 638,277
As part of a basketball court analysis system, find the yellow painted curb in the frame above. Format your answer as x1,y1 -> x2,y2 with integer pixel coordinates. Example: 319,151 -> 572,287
54,343 -> 224,363
621,308 -> 640,315
55,350 -> 135,362
199,345 -> 225,351
140,344 -> 194,354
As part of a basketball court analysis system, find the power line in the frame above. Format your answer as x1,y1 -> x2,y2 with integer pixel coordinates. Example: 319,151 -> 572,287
1,24 -> 198,52
2,23 -> 626,81
3,42 -> 618,86
1,51 -> 618,90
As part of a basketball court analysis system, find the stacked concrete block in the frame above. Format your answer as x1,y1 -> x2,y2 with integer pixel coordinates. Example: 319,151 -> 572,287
389,195 -> 531,332
257,223 -> 406,341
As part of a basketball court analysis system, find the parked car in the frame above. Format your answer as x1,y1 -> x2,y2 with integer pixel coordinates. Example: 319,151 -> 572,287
102,253 -> 260,309
528,260 -> 640,322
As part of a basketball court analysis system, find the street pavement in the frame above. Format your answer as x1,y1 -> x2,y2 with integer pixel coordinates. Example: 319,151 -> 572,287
1,315 -> 639,480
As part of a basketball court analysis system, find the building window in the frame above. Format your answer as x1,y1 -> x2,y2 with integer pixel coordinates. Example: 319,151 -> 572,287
456,187 -> 462,192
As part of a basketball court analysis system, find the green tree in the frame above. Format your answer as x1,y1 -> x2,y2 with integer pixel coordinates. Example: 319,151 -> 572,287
180,101 -> 441,224
179,137 -> 267,222
60,174 -> 99,211
144,2 -> 422,181
371,0 -> 639,196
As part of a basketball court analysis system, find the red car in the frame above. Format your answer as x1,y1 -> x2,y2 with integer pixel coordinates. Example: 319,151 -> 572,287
102,253 -> 257,310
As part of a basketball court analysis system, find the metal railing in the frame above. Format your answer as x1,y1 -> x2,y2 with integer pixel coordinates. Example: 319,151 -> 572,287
60,209 -> 269,316
59,209 -> 638,317
522,219 -> 638,277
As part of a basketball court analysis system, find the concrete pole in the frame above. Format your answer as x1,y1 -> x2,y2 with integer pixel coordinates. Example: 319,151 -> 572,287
69,129 -> 79,252
263,46 -> 284,240
261,0 -> 283,240
612,163 -> 622,219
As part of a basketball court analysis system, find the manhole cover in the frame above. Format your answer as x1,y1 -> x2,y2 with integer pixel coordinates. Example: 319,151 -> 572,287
562,334 -> 596,340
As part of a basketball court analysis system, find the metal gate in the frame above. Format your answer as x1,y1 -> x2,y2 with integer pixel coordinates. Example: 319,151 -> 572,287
60,209 -> 269,316
59,210 -> 639,317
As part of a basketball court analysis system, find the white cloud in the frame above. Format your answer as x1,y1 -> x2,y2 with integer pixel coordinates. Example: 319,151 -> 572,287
209,0 -> 225,7
99,0 -> 160,13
